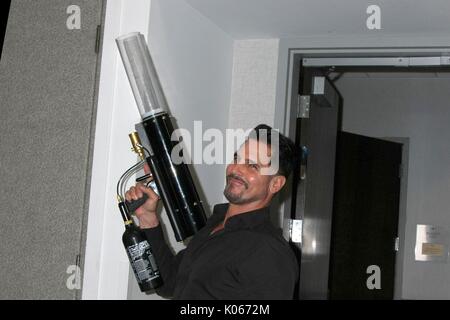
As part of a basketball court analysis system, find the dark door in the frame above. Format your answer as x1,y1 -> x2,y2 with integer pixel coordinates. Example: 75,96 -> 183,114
291,71 -> 340,299
329,131 -> 402,299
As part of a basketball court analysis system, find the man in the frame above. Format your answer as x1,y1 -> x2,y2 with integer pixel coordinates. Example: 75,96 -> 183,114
125,124 -> 299,299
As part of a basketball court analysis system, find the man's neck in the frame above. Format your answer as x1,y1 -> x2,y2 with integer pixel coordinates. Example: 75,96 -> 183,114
210,200 -> 271,235
225,200 -> 270,221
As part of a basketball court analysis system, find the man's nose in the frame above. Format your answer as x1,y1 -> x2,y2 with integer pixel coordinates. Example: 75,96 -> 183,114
231,163 -> 246,177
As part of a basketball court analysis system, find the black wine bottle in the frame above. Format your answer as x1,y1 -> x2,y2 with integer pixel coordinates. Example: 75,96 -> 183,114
118,202 -> 163,292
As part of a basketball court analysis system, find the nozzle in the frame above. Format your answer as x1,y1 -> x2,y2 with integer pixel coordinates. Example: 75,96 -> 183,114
116,32 -> 168,119
129,132 -> 145,160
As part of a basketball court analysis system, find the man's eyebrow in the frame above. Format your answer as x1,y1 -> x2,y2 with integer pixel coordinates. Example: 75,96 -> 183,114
233,153 -> 253,164
233,152 -> 269,166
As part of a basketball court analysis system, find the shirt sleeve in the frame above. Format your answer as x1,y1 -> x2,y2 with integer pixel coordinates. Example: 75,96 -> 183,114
238,238 -> 299,300
142,224 -> 185,298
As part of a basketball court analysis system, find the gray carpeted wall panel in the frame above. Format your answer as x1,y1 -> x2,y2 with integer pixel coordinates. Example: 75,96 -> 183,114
0,0 -> 102,299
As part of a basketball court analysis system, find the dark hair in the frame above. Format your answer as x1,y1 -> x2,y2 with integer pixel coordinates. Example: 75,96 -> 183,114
247,124 -> 298,178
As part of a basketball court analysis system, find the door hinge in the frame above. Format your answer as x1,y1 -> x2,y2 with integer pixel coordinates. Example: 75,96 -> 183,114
75,254 -> 81,267
297,95 -> 310,118
289,219 -> 303,244
95,25 -> 102,54
394,237 -> 399,252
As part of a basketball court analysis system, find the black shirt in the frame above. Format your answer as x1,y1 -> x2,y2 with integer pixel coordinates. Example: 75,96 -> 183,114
143,203 -> 299,300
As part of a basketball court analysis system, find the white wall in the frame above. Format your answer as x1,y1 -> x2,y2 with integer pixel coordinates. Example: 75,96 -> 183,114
146,0 -> 234,210
228,39 -> 279,130
126,0 -> 234,299
334,74 -> 450,299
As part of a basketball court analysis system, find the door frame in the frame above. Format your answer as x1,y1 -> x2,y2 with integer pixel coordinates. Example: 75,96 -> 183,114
381,137 -> 409,299
279,48 -> 450,300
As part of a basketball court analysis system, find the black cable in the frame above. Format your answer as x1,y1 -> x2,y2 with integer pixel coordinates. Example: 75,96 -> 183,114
138,144 -> 152,158
136,173 -> 152,182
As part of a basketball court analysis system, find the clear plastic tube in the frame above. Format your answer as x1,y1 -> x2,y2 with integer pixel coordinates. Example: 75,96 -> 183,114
116,32 -> 168,119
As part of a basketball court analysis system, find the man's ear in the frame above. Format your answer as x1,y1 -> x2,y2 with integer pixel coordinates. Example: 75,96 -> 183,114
269,175 -> 286,194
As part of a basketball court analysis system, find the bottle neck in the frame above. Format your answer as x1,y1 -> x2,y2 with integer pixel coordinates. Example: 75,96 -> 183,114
119,202 -> 134,227
124,219 -> 134,228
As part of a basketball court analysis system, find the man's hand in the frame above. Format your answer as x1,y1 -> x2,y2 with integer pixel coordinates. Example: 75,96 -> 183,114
125,163 -> 160,229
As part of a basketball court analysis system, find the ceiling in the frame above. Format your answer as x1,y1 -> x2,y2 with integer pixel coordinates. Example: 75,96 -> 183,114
185,0 -> 450,39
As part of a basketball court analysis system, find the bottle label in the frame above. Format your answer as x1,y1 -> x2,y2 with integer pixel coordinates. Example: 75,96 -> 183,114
126,241 -> 160,283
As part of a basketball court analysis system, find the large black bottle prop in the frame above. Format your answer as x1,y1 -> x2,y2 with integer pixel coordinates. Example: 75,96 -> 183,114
118,202 -> 162,291
116,32 -> 207,241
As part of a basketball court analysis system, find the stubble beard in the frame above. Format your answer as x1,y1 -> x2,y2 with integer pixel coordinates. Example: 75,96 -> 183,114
223,177 -> 249,204
223,183 -> 246,204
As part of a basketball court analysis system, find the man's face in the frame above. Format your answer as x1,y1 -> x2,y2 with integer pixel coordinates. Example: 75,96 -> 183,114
224,139 -> 277,205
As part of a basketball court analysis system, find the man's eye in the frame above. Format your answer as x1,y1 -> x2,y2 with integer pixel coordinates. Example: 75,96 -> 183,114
249,164 -> 259,170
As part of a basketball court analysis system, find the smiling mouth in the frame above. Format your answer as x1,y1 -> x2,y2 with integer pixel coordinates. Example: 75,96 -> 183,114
231,178 -> 244,185
228,176 -> 248,188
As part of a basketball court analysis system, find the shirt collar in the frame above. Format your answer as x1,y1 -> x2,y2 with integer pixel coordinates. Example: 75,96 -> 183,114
211,203 -> 271,231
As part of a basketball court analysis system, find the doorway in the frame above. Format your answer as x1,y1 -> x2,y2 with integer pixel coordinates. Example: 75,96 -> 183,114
285,56 -> 450,299
329,131 -> 402,299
